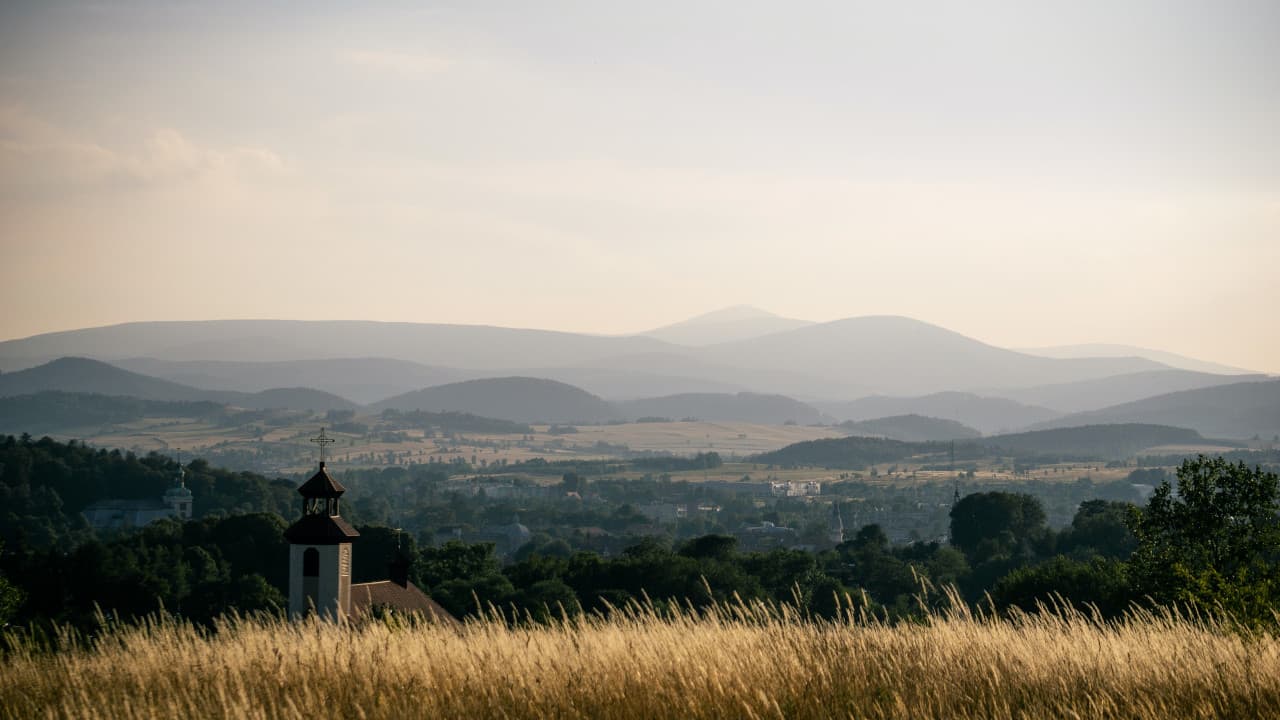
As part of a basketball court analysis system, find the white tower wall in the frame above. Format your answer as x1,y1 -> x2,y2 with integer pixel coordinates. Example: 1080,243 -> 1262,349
288,543 -> 353,620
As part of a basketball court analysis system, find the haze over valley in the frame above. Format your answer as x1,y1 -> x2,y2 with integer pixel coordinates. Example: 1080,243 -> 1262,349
0,307 -> 1274,471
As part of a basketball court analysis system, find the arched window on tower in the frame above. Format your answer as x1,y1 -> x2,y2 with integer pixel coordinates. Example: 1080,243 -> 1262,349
303,547 -> 320,577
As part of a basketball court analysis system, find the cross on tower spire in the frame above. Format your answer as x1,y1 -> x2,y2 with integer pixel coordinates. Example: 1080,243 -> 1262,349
310,427 -> 336,467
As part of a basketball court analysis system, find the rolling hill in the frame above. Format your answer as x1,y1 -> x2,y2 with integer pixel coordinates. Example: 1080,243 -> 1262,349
615,392 -> 825,425
0,357 -> 238,402
991,369 -> 1268,414
115,357 -> 466,405
492,360 -> 749,400
1017,343 -> 1254,375
0,357 -> 358,413
753,422 -> 1223,468
817,391 -> 1060,434
0,392 -> 228,435
369,377 -> 619,424
751,435 -> 928,469
1031,380 -> 1280,440
698,316 -> 1168,397
984,424 -> 1220,460
0,320 -> 674,370
839,414 -> 981,442
235,387 -> 358,412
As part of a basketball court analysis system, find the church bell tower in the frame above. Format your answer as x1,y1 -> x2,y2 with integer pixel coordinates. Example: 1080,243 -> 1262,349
284,429 -> 359,620
164,456 -> 193,521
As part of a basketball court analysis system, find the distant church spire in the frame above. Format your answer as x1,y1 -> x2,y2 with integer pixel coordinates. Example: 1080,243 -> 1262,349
163,449 -> 193,520
828,502 -> 845,545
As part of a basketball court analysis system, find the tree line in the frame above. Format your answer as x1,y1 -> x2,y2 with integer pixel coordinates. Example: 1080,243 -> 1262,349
1,443 -> 1275,631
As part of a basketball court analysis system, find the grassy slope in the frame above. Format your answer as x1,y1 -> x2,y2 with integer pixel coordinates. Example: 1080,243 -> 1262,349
4,603 -> 1277,720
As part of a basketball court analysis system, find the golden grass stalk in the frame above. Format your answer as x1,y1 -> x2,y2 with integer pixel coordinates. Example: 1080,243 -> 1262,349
3,593 -> 1278,720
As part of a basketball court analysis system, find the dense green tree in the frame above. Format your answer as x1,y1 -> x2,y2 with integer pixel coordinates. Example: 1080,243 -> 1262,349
419,541 -> 502,590
1127,456 -> 1280,623
950,492 -> 1049,563
992,556 -> 1132,617
678,534 -> 738,561
0,543 -> 23,625
741,548 -> 817,601
800,572 -> 853,619
1058,500 -> 1137,559
511,578 -> 580,621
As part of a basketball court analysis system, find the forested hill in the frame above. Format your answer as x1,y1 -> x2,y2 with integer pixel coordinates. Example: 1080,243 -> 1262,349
839,414 -> 981,442
370,377 -> 619,424
751,436 -> 957,469
0,434 -> 295,550
0,357 -> 358,412
0,392 -> 227,435
983,424 -> 1230,460
753,423 -> 1233,467
1032,380 -> 1280,440
0,357 -> 237,402
235,387 -> 357,412
816,392 -> 1060,435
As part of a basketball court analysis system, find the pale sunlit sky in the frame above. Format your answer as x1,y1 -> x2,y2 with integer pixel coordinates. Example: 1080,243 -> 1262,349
1,1 -> 1277,370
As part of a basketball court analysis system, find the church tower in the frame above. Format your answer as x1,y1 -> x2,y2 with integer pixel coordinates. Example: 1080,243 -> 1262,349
164,456 -> 193,520
285,430 -> 359,620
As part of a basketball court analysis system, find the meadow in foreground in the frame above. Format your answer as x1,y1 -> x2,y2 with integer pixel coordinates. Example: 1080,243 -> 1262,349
4,596 -> 1279,720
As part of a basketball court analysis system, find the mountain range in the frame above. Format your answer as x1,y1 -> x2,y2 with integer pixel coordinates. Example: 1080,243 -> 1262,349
1,356 -> 1276,440
0,308 -> 1270,436
2,312 -> 1258,401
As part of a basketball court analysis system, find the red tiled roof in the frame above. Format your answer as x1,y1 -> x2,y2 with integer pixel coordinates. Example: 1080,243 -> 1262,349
298,464 -> 346,498
350,580 -> 460,625
283,513 -> 360,544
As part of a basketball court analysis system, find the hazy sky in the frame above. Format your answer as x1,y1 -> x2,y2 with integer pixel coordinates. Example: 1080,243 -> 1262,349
1,1 -> 1277,370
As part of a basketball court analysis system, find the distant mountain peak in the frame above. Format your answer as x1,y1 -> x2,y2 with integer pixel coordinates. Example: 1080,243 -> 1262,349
641,306 -> 813,346
684,305 -> 791,321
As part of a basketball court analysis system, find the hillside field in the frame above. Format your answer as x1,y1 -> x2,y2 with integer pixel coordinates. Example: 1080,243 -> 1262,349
40,414 -> 846,473
24,407 -> 1190,486
4,602 -> 1278,720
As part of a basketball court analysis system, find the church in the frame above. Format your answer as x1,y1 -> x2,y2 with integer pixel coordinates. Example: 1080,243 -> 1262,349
283,430 -> 456,624
82,461 -> 194,531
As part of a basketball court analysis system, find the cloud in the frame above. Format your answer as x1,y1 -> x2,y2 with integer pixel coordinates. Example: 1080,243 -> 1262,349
0,106 -> 284,196
337,49 -> 454,75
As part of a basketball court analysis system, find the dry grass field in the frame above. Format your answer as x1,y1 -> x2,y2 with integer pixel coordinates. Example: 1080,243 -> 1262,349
566,420 -> 843,455
5,599 -> 1278,720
